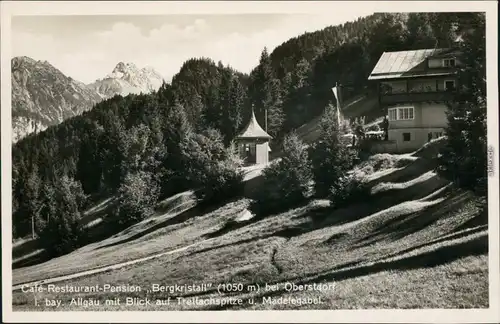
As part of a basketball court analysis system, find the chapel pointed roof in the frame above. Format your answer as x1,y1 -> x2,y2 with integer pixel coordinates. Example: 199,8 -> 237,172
236,108 -> 272,140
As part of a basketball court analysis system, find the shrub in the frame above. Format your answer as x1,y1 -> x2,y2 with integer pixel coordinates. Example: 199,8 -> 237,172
181,129 -> 244,205
367,123 -> 381,132
250,133 -> 312,216
38,214 -> 86,257
114,171 -> 160,227
329,174 -> 370,209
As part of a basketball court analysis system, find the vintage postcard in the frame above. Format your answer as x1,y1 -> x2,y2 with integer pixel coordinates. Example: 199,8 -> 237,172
1,1 -> 499,323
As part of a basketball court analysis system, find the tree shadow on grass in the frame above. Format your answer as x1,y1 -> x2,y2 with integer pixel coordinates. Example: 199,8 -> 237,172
94,198 -> 233,251
295,177 -> 448,244
354,191 -> 476,248
369,224 -> 487,265
200,225 -> 309,256
294,203 -> 374,228
12,250 -> 51,269
300,233 -> 487,286
12,239 -> 41,260
453,201 -> 488,232
365,158 -> 434,188
203,174 -> 437,251
209,233 -> 488,310
206,168 -> 449,256
370,174 -> 449,205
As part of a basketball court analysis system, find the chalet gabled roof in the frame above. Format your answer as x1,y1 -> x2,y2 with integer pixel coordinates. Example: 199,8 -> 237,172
236,109 -> 272,140
368,48 -> 459,81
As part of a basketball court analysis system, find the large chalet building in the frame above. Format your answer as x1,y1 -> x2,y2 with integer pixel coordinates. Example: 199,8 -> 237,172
369,48 -> 461,151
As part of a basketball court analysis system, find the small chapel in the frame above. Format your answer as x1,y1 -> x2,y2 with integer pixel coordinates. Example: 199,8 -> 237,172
234,108 -> 272,165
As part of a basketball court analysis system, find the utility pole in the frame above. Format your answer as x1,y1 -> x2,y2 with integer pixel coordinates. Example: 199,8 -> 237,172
333,82 -> 342,128
265,107 -> 268,133
32,203 -> 44,239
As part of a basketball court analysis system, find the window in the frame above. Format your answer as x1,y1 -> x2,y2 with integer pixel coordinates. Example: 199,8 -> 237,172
403,133 -> 411,142
398,107 -> 414,120
444,80 -> 456,91
388,108 -> 398,121
443,58 -> 456,67
388,106 -> 414,121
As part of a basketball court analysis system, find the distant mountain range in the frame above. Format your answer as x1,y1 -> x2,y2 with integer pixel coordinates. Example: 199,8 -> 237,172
11,57 -> 164,142
88,62 -> 164,99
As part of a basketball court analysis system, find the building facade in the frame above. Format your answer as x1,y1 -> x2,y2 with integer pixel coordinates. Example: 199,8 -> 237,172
368,48 -> 461,152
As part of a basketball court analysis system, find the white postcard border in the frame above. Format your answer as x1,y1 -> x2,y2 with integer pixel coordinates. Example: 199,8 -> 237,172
1,1 -> 498,323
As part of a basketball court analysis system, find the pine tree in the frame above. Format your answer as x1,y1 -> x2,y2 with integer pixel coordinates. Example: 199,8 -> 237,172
220,76 -> 245,145
249,48 -> 285,138
13,166 -> 41,237
218,68 -> 233,142
309,105 -> 357,198
76,123 -> 104,194
437,13 -> 487,195
99,116 -> 126,192
250,48 -> 280,126
265,78 -> 285,139
404,13 -> 436,48
160,101 -> 193,197
119,123 -> 151,174
189,94 -> 205,131
37,176 -> 87,257
292,58 -> 311,91
202,86 -> 222,131
164,101 -> 192,161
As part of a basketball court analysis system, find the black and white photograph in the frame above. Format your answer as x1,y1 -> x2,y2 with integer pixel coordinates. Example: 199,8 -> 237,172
1,1 -> 499,322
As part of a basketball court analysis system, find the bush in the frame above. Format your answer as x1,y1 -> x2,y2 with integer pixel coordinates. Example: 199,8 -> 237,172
114,171 -> 160,227
181,129 -> 244,205
196,159 -> 245,206
250,133 -> 312,216
367,123 -> 381,132
38,214 -> 87,257
329,174 -> 370,209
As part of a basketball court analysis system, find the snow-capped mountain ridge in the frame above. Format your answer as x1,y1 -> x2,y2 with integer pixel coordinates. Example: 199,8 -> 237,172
89,62 -> 164,98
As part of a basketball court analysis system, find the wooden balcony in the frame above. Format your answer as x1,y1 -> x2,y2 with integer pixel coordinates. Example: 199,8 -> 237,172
380,91 -> 456,105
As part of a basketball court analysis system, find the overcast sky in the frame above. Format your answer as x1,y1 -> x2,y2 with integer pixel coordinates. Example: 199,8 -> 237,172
12,12 -> 374,84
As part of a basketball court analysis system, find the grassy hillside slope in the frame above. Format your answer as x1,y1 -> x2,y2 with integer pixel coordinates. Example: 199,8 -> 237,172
12,138 -> 488,310
12,92 -> 381,270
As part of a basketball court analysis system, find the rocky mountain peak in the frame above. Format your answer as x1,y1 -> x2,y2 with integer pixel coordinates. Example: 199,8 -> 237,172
89,62 -> 164,99
11,56 -> 103,143
111,62 -> 138,75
